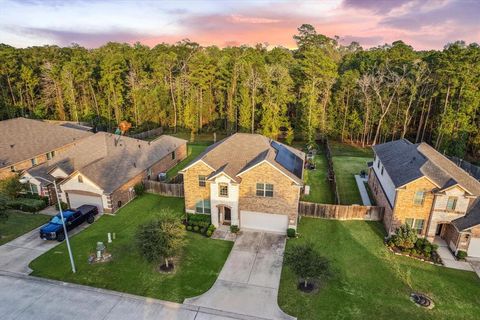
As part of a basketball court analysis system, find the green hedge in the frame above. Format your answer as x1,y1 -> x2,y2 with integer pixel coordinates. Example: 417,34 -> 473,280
7,198 -> 47,212
21,193 -> 49,206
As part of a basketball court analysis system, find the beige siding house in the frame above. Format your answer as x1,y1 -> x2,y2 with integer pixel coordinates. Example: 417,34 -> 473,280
23,132 -> 187,213
369,139 -> 480,258
180,133 -> 304,233
0,117 -> 93,180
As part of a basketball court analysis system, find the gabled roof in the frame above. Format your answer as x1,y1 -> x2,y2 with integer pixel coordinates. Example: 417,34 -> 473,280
373,139 -> 480,196
181,133 -> 305,185
26,132 -> 186,193
452,199 -> 480,231
0,117 -> 93,168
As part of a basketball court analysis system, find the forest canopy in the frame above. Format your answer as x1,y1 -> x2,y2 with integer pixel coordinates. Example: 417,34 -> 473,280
1,24 -> 479,159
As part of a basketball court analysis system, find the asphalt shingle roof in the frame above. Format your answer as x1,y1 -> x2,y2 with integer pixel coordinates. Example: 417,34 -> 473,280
0,117 -> 93,168
452,199 -> 480,231
373,139 -> 480,196
27,132 -> 186,193
184,133 -> 305,184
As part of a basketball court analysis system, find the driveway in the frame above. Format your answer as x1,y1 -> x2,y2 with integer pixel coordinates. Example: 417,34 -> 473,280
184,231 -> 295,320
0,272 -> 253,320
0,221 -> 92,274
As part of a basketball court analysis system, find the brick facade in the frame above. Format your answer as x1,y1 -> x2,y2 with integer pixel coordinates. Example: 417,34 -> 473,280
238,162 -> 300,223
108,143 -> 187,213
183,161 -> 214,211
368,169 -> 394,233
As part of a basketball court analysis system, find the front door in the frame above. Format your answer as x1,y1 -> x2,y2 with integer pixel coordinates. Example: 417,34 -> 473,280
435,223 -> 443,236
224,207 -> 231,225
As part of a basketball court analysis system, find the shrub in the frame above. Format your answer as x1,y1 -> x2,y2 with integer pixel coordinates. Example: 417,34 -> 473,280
456,250 -> 467,260
284,242 -> 330,289
287,228 -> 296,238
193,225 -> 200,232
208,224 -> 216,232
134,183 -> 145,196
21,193 -> 49,206
136,209 -> 186,269
186,225 -> 193,231
393,224 -> 417,250
206,230 -> 213,237
55,201 -> 68,211
187,213 -> 211,225
230,225 -> 239,233
200,227 -> 206,234
7,198 -> 47,212
0,175 -> 25,198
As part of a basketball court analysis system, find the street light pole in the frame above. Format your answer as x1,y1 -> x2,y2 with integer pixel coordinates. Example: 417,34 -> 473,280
52,179 -> 76,273
21,176 -> 76,273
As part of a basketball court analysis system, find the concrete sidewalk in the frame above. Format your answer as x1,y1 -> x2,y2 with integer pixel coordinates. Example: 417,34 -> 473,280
185,231 -> 295,320
354,175 -> 372,206
0,272 -> 257,320
434,239 -> 474,272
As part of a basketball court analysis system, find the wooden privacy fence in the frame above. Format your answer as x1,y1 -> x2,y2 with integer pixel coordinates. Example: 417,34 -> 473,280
324,139 -> 340,204
145,180 -> 184,197
130,127 -> 163,140
299,201 -> 384,221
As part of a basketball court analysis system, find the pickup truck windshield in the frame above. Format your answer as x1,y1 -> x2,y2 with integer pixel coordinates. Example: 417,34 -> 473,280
50,216 -> 66,225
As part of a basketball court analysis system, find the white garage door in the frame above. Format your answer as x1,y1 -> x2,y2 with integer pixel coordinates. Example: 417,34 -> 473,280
468,238 -> 480,258
68,193 -> 104,213
241,211 -> 289,233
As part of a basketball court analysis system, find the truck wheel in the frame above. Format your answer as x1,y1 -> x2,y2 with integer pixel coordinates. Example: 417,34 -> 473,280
57,233 -> 65,242
87,215 -> 94,224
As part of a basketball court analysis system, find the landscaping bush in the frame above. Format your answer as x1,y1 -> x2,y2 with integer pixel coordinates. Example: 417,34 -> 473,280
7,198 -> 46,212
287,228 -> 296,238
230,225 -> 239,233
200,227 -> 206,234
456,250 -> 467,260
22,193 -> 49,206
187,213 -> 211,225
55,201 -> 68,211
206,230 -> 213,237
134,183 -> 145,196
392,224 -> 417,250
186,225 -> 192,231
193,225 -> 200,232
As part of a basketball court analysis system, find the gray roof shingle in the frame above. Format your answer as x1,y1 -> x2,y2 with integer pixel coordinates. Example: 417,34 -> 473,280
452,199 -> 480,231
27,132 -> 186,193
0,117 -> 93,168
373,139 -> 480,196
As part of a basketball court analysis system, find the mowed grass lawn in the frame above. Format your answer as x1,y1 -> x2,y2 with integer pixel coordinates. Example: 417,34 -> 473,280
166,143 -> 209,181
29,194 -> 233,302
330,141 -> 373,205
0,211 -> 50,245
279,218 -> 480,320
302,151 -> 334,204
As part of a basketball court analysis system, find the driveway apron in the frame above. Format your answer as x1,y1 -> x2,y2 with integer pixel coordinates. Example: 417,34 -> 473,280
184,231 -> 295,320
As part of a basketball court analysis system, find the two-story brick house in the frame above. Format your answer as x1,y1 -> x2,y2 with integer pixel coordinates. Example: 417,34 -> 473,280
180,133 -> 305,233
368,139 -> 480,258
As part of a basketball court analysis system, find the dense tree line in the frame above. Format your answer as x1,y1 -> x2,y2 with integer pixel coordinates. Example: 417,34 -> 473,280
1,24 -> 479,159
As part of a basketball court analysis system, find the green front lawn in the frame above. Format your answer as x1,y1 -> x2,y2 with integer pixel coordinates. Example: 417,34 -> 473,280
302,151 -> 334,204
279,218 -> 480,320
0,211 -> 50,245
332,156 -> 372,204
29,194 -> 233,302
166,143 -> 209,181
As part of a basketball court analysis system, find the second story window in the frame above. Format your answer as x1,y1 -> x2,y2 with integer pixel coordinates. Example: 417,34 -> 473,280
413,191 -> 425,205
377,160 -> 380,169
78,175 -> 83,183
31,158 -> 37,166
46,152 -> 53,160
381,167 -> 384,175
10,166 -> 15,172
446,196 -> 458,211
256,183 -> 274,197
198,175 -> 206,187
219,183 -> 228,197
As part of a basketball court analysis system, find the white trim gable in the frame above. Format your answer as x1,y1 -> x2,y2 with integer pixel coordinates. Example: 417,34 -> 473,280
179,159 -> 215,174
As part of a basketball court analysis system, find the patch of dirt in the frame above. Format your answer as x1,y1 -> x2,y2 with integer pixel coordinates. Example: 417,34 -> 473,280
297,281 -> 317,293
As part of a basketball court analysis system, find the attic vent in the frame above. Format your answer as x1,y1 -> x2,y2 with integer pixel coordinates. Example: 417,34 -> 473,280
10,144 -> 14,148
138,144 -> 141,148
133,162 -> 136,168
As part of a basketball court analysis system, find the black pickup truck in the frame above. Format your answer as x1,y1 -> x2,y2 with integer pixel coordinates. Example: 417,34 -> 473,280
40,205 -> 99,241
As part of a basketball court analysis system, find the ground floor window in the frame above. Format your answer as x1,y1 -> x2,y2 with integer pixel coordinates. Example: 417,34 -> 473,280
195,199 -> 211,214
29,183 -> 39,194
405,218 -> 425,234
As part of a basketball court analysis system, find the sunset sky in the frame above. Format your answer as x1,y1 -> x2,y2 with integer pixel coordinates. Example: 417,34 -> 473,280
1,0 -> 478,50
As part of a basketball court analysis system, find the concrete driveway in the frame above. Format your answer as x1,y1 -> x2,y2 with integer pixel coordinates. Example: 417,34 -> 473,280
0,272 -> 254,320
0,220 -> 92,274
184,231 -> 295,320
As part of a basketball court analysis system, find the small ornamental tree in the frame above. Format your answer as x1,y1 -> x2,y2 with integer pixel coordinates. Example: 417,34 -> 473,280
136,209 -> 186,269
393,224 -> 418,250
284,242 -> 330,290
0,175 -> 25,198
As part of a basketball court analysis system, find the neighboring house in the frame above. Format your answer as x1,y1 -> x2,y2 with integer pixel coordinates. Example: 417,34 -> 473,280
0,117 -> 93,179
23,132 -> 187,213
368,139 -> 480,258
180,133 -> 305,233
